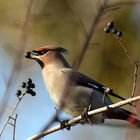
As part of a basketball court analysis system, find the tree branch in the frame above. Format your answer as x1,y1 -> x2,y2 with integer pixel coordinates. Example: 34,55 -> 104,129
27,95 -> 140,140
0,94 -> 24,137
116,38 -> 139,98
72,0 -> 108,69
13,114 -> 18,140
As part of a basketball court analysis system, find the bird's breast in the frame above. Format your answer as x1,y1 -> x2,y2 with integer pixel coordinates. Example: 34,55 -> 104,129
42,69 -> 70,107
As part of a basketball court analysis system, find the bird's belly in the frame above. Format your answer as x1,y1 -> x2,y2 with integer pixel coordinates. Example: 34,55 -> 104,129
46,82 -> 111,124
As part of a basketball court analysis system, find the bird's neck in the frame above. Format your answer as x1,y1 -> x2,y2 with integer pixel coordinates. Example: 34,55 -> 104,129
44,52 -> 71,71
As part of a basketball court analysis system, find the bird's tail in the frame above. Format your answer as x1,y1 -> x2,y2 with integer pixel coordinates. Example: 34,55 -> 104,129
106,107 -> 140,127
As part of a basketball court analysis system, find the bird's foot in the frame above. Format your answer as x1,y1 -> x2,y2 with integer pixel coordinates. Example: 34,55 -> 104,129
81,105 -> 92,124
56,118 -> 71,130
102,87 -> 113,108
54,108 -> 71,130
60,120 -> 71,130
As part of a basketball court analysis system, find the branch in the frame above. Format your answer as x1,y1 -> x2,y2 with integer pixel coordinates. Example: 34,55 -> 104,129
0,78 -> 36,137
72,0 -> 108,69
27,95 -> 140,140
115,37 -> 139,114
104,21 -> 139,114
116,38 -> 139,98
0,95 -> 24,137
12,114 -> 18,140
0,94 -> 25,137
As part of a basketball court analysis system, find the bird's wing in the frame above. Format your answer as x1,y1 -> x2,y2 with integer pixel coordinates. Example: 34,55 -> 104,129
61,68 -> 127,101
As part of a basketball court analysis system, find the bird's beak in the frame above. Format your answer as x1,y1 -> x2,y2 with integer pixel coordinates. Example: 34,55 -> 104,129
25,50 -> 45,68
25,51 -> 37,59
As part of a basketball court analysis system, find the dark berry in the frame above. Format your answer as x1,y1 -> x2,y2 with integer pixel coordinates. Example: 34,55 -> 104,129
111,28 -> 117,34
25,51 -> 31,58
26,89 -> 33,94
27,78 -> 32,85
30,83 -> 35,88
26,84 -> 30,90
31,91 -> 36,96
21,82 -> 26,88
16,90 -> 22,97
116,31 -> 122,37
104,26 -> 110,33
107,21 -> 114,29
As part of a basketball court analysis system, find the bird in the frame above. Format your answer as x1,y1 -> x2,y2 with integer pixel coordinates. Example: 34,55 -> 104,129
25,46 -> 140,126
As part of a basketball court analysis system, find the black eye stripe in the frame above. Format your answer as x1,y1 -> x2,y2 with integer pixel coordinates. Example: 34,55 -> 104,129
32,50 -> 48,55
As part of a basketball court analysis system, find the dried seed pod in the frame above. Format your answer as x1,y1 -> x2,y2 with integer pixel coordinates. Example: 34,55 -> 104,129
21,82 -> 26,88
111,28 -> 117,34
107,21 -> 114,29
104,26 -> 110,33
16,90 -> 22,97
116,31 -> 122,37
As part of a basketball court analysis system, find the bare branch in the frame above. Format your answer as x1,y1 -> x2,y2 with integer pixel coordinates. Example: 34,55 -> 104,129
116,38 -> 139,98
13,114 -> 18,140
0,94 -> 24,137
73,0 -> 108,69
115,37 -> 139,115
27,95 -> 140,140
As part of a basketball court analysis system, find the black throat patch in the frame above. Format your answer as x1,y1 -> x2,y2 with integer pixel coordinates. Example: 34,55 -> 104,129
34,58 -> 44,69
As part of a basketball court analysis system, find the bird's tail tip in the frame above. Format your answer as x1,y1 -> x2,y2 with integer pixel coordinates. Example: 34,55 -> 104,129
127,114 -> 140,127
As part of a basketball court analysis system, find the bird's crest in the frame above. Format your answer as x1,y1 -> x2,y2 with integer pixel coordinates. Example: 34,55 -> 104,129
34,46 -> 68,55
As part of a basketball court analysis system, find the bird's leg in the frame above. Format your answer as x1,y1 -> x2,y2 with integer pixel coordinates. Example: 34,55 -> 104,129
102,91 -> 107,105
54,108 -> 71,130
55,117 -> 71,130
81,104 -> 92,124
60,120 -> 71,130
102,87 -> 112,110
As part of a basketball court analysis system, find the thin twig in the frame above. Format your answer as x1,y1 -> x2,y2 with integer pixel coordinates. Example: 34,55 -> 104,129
13,114 -> 18,140
27,95 -> 140,140
115,37 -> 139,115
0,95 -> 24,137
116,38 -> 139,98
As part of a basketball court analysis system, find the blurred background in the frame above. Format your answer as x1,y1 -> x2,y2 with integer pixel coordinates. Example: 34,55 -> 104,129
0,0 -> 140,140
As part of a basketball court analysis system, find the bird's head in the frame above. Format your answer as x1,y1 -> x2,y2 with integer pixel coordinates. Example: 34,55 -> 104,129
25,46 -> 68,69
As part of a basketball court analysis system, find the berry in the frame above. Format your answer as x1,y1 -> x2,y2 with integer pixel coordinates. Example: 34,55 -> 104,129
21,82 -> 26,88
16,90 -> 22,97
107,21 -> 114,29
111,28 -> 117,34
30,83 -> 35,88
25,51 -> 31,58
26,89 -> 33,94
104,26 -> 110,33
27,78 -> 32,85
31,91 -> 36,96
26,84 -> 30,90
116,31 -> 122,37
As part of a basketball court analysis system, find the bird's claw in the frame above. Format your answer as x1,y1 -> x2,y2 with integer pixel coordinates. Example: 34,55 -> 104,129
81,105 -> 92,124
60,120 -> 71,130
102,87 -> 112,106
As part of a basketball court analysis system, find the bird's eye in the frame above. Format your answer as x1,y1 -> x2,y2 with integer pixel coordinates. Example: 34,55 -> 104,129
40,50 -> 47,55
